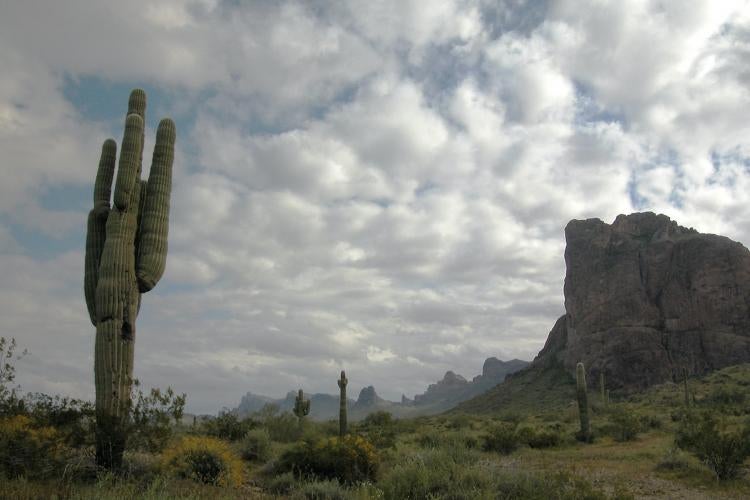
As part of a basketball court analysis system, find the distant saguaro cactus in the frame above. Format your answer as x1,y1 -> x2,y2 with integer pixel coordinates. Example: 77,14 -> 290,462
338,370 -> 348,437
576,362 -> 591,442
682,367 -> 690,407
84,89 -> 176,469
293,389 -> 310,429
599,371 -> 606,406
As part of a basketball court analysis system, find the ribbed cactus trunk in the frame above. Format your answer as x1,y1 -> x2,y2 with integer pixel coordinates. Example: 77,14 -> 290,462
293,388 -> 310,431
84,89 -> 175,470
338,370 -> 348,437
576,362 -> 591,442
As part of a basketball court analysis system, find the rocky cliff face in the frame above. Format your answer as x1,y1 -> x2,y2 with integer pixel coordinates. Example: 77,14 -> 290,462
538,212 -> 750,389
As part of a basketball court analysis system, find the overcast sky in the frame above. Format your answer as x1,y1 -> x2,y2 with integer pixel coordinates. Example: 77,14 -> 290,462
1,0 -> 750,414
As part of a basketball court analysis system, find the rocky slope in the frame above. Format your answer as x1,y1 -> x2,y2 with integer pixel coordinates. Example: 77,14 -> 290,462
554,212 -> 750,389
412,358 -> 528,407
481,212 -> 750,408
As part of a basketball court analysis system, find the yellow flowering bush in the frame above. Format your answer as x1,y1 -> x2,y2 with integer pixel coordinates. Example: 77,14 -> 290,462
0,414 -> 64,478
161,435 -> 244,487
277,434 -> 379,483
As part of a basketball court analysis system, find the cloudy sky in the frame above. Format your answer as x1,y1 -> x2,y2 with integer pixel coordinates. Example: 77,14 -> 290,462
2,0 -> 749,414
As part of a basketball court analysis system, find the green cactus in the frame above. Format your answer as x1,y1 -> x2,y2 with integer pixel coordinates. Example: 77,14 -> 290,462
338,370 -> 348,437
599,371 -> 606,406
682,367 -> 690,407
576,362 -> 591,442
293,388 -> 310,429
84,89 -> 175,469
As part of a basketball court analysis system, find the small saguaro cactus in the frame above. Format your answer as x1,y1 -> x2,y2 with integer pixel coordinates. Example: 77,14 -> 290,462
576,362 -> 591,442
338,370 -> 348,437
599,371 -> 606,406
293,389 -> 310,429
84,89 -> 176,469
682,367 -> 690,407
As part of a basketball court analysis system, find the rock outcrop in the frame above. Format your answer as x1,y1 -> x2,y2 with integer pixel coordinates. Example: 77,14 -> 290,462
538,212 -> 750,389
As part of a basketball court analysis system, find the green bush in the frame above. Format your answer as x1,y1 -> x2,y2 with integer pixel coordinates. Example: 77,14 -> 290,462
527,429 -> 562,449
482,422 -> 519,454
128,385 -> 186,452
276,435 -> 378,484
357,411 -> 397,449
201,410 -> 255,442
494,471 -> 609,500
239,428 -> 271,462
675,411 -> 750,480
0,414 -> 65,479
23,393 -> 94,448
161,435 -> 244,487
379,449 -> 493,500
290,478 -> 348,500
266,471 -> 297,495
255,405 -> 301,443
607,406 -> 641,442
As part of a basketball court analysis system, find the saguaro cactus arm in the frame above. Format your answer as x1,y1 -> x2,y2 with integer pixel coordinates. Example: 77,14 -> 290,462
84,140 -> 117,325
137,119 -> 176,292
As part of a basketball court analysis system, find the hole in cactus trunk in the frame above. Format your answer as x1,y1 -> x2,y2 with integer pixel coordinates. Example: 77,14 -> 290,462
121,321 -> 134,341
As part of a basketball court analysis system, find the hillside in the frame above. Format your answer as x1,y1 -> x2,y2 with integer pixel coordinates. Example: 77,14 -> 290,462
457,212 -> 750,413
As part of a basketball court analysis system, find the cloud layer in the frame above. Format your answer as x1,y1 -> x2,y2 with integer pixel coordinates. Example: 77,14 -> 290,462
1,0 -> 750,413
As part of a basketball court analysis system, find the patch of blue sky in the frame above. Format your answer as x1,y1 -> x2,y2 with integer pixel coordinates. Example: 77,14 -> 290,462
573,81 -> 627,128
2,216 -> 83,259
627,171 -> 648,211
62,75 -> 205,158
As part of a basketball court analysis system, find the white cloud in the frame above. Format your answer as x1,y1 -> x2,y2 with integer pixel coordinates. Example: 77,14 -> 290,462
2,1 -> 750,413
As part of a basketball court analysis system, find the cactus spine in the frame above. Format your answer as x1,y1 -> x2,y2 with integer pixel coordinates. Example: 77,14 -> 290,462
338,370 -> 348,437
293,389 -> 310,429
84,89 -> 175,469
576,362 -> 591,442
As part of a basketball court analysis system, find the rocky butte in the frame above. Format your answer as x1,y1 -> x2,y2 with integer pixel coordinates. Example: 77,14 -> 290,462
537,212 -> 750,390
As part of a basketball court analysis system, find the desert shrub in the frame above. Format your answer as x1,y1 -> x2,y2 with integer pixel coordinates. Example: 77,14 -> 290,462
447,414 -> 471,430
276,435 -> 378,484
638,413 -> 663,430
675,411 -> 750,480
201,410 -> 255,442
128,385 -> 186,452
706,387 -> 746,408
607,406 -> 641,442
494,471 -> 609,500
161,435 -> 243,487
362,411 -> 393,427
266,471 -> 297,495
525,427 -> 562,449
654,446 -> 693,472
0,414 -> 65,479
0,337 -> 27,418
23,393 -> 94,447
482,422 -> 519,454
415,428 -> 442,449
239,428 -> 271,462
290,478 -> 348,500
379,449 -> 493,499
356,411 -> 397,449
255,405 -> 301,443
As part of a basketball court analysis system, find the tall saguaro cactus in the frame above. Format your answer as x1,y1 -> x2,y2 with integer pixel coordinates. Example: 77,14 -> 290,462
84,89 -> 176,469
293,389 -> 310,430
338,370 -> 348,437
576,362 -> 591,442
